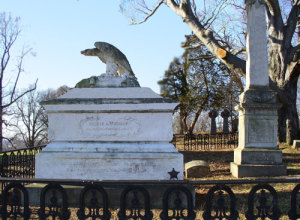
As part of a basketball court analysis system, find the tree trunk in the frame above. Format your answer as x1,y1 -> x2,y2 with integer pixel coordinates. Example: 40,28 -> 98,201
188,111 -> 202,135
178,112 -> 185,134
181,114 -> 189,134
276,75 -> 299,144
0,106 -> 2,152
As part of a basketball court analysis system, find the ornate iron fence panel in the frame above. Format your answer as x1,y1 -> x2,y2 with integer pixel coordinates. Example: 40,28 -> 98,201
38,183 -> 70,220
160,186 -> 195,220
77,184 -> 111,220
246,184 -> 281,220
203,184 -> 238,220
0,182 -> 31,220
118,186 -> 153,220
0,146 -> 44,194
0,178 -> 299,219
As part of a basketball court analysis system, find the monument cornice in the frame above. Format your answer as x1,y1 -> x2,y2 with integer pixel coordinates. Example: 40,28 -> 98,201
41,98 -> 177,105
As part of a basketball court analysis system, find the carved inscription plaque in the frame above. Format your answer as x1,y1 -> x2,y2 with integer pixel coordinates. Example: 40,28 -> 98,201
248,119 -> 274,143
80,115 -> 141,138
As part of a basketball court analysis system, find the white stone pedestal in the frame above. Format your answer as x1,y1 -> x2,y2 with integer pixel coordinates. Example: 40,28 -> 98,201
36,87 -> 183,180
230,88 -> 286,177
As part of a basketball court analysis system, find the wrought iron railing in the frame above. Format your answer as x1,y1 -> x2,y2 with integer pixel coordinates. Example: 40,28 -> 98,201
0,146 -> 44,193
0,146 -> 44,179
0,177 -> 300,219
172,133 -> 238,151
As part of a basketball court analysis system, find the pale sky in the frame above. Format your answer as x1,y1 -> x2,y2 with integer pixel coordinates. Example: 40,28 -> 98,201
1,0 -> 190,93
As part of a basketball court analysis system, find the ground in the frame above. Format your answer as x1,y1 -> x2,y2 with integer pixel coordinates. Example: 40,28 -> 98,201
181,144 -> 300,180
180,144 -> 300,219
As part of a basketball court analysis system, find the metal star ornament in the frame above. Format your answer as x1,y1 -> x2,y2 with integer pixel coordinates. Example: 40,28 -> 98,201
168,168 -> 180,180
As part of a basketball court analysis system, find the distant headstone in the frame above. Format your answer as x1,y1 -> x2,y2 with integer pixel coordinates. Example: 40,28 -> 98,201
292,140 -> 300,149
185,160 -> 210,178
221,109 -> 230,134
209,109 -> 218,135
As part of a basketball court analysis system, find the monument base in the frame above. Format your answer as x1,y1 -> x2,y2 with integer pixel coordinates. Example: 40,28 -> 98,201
36,142 -> 183,180
230,87 -> 286,178
232,148 -> 283,165
230,162 -> 286,178
231,147 -> 286,178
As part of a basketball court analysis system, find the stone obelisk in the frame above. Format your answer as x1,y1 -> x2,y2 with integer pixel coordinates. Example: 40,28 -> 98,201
230,0 -> 286,177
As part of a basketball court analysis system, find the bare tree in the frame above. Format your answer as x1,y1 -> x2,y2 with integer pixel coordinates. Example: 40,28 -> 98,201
0,12 -> 37,151
12,89 -> 47,147
10,85 -> 70,148
120,0 -> 300,144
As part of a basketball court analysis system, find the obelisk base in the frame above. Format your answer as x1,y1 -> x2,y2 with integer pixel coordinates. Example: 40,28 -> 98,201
230,87 -> 286,178
230,148 -> 286,178
230,162 -> 286,178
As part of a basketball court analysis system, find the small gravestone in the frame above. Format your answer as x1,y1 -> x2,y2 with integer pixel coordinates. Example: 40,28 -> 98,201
209,109 -> 218,135
292,140 -> 300,149
221,109 -> 230,134
185,160 -> 210,178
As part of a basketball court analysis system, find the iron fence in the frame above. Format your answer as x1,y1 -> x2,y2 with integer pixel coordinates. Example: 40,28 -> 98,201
0,146 -> 44,193
173,133 -> 238,151
0,177 -> 300,219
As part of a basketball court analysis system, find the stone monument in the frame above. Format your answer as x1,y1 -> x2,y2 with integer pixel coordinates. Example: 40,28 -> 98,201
35,42 -> 183,180
230,0 -> 286,177
221,109 -> 230,134
209,109 -> 218,135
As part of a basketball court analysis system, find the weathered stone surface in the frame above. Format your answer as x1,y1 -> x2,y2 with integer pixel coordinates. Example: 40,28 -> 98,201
36,151 -> 183,180
47,112 -> 174,142
185,160 -> 210,178
237,102 -> 279,149
292,140 -> 300,149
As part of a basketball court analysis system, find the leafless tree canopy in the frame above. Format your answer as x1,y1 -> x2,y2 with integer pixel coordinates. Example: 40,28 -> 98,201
7,85 -> 70,149
0,12 -> 37,151
120,0 -> 300,143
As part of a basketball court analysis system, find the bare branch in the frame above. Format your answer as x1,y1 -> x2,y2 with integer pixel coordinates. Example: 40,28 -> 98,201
203,0 -> 227,29
131,0 -> 164,24
165,0 -> 246,75
3,80 -> 37,109
283,0 -> 300,48
10,48 -> 32,104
